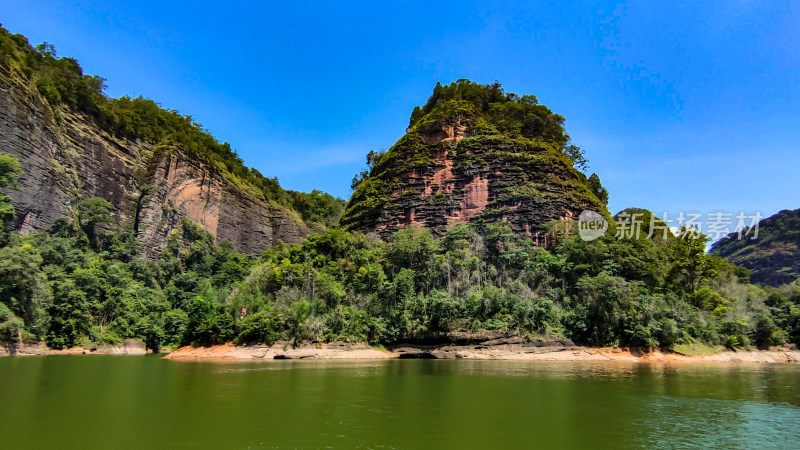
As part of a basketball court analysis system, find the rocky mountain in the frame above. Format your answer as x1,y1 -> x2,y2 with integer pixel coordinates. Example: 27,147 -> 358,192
710,208 -> 800,286
341,80 -> 609,242
0,27 -> 341,257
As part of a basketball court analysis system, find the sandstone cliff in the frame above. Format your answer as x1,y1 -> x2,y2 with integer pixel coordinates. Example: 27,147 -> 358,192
0,65 -> 309,256
341,81 -> 609,241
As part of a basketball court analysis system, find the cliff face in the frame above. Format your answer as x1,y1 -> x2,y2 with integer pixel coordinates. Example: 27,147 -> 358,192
0,65 -> 309,256
341,82 -> 608,241
710,208 -> 800,287
139,153 -> 308,258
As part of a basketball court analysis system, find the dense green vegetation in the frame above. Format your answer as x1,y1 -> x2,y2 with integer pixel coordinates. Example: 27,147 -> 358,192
2,152 -> 797,350
410,80 -> 569,145
710,209 -> 800,287
0,25 -> 344,228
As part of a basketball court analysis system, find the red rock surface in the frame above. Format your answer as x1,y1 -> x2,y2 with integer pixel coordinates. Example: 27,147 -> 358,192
343,115 -> 607,240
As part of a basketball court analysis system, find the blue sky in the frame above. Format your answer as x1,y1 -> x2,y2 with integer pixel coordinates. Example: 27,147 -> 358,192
1,1 -> 798,231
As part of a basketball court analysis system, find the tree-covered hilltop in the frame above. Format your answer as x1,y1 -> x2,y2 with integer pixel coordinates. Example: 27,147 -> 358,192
710,209 -> 800,287
2,153 -> 797,350
407,80 -> 574,146
0,25 -> 344,228
342,80 -> 610,237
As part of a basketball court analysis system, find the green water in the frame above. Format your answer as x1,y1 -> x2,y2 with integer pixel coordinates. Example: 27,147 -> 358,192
1,357 -> 799,449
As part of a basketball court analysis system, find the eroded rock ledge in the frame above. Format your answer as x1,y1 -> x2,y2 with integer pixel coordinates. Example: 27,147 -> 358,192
1,339 -> 146,356
162,340 -> 800,363
5,337 -> 799,363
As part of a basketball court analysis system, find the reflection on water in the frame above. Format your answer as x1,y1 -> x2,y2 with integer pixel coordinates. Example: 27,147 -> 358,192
1,357 -> 798,449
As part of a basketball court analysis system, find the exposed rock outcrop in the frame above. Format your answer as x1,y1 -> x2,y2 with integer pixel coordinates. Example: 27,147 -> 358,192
0,65 -> 309,256
97,339 -> 147,355
161,340 -> 800,363
0,339 -> 147,356
341,82 -> 609,240
137,152 -> 308,258
710,208 -> 800,286
164,341 -> 394,360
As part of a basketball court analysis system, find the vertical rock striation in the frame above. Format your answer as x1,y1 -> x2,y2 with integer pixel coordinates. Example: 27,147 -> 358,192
0,65 -> 309,256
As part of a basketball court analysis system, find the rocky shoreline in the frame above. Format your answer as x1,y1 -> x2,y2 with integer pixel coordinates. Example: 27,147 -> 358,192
5,337 -> 799,363
0,339 -> 147,356
163,337 -> 800,363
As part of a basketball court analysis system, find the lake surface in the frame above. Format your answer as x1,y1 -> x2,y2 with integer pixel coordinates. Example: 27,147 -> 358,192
1,356 -> 799,449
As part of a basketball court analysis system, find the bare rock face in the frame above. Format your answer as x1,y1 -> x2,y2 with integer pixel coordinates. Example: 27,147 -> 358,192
0,68 -> 143,234
710,208 -> 800,286
98,339 -> 147,355
137,152 -> 309,258
342,113 -> 607,242
0,66 -> 309,256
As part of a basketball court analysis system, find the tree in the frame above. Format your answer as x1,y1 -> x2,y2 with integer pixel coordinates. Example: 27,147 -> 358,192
0,153 -> 22,234
286,300 -> 310,345
573,272 -> 629,346
0,302 -> 24,342
0,243 -> 51,339
351,150 -> 385,191
76,197 -> 114,249
46,289 -> 90,349
669,228 -> 712,294
409,105 -> 423,128
235,309 -> 283,344
564,144 -> 588,171
0,153 -> 21,189
588,173 -> 609,205
34,42 -> 57,58
183,296 -> 233,345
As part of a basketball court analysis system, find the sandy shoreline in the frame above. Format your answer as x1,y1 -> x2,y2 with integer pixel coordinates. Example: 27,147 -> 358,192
162,339 -> 800,364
